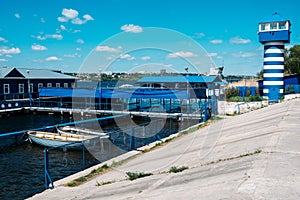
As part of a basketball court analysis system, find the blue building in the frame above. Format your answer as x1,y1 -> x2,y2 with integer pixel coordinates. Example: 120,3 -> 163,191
137,75 -> 225,99
258,73 -> 300,95
0,66 -> 77,100
258,12 -> 291,102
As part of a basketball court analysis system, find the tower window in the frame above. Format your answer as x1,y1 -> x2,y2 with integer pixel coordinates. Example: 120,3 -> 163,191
270,22 -> 277,30
278,22 -> 286,29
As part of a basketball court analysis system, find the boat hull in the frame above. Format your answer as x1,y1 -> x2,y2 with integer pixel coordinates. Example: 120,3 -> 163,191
27,131 -> 92,148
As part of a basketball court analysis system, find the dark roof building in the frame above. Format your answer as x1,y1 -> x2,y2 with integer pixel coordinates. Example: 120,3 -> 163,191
0,66 -> 77,100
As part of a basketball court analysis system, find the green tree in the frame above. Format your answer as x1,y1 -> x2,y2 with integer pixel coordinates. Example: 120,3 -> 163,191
256,69 -> 263,79
285,45 -> 300,74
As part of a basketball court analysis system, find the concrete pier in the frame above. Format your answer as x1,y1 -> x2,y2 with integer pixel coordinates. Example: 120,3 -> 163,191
28,98 -> 300,200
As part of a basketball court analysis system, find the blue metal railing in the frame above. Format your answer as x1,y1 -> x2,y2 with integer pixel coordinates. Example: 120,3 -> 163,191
43,140 -> 90,189
42,117 -> 172,189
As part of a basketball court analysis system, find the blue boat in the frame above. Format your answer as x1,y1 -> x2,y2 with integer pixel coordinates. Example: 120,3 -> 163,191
27,131 -> 94,148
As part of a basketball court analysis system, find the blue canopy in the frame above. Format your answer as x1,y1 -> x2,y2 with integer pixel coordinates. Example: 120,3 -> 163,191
39,88 -> 207,99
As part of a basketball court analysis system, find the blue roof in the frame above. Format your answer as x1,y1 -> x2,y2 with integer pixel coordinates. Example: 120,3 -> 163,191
137,75 -> 218,83
259,12 -> 290,23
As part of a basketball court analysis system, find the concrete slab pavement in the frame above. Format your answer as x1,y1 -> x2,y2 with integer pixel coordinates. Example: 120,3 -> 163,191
28,98 -> 300,200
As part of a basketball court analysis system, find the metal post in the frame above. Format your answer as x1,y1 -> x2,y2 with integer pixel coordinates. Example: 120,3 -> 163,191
82,141 -> 85,170
26,70 -> 32,108
185,66 -> 191,126
44,148 -> 54,189
130,127 -> 134,150
203,101 -> 207,122
99,68 -> 102,110
169,118 -> 172,134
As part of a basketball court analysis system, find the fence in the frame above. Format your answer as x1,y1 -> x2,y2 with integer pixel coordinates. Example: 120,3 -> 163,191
43,116 -> 198,189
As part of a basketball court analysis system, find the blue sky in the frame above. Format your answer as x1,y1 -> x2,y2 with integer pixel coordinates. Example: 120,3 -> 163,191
0,0 -> 299,75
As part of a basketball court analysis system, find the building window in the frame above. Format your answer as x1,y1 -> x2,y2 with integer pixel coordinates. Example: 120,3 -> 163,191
56,83 -> 60,88
29,83 -> 33,93
47,83 -> 52,88
19,84 -> 24,93
64,83 -> 68,88
4,84 -> 10,94
38,83 -> 43,89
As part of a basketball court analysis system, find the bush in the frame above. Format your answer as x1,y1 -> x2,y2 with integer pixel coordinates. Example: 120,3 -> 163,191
169,166 -> 189,173
126,172 -> 153,181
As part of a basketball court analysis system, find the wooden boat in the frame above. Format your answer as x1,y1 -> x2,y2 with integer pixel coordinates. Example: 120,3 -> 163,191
27,131 -> 95,148
56,126 -> 107,137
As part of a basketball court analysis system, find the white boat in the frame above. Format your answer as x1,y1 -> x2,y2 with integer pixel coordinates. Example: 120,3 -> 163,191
27,131 -> 95,148
56,126 -> 107,137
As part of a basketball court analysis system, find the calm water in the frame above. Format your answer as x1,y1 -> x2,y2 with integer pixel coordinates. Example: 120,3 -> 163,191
0,112 -> 195,200
0,113 -> 100,200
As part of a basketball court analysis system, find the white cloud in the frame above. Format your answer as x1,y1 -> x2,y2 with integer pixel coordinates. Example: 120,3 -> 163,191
32,34 -> 62,41
45,56 -> 61,61
71,18 -> 84,25
141,56 -> 151,60
46,34 -> 63,40
64,53 -> 81,58
0,37 -> 8,43
0,58 -> 8,62
73,30 -> 81,33
119,54 -> 135,60
58,8 -> 94,25
0,47 -> 21,54
207,53 -> 217,57
32,59 -> 43,63
121,24 -> 143,33
232,52 -> 255,57
167,51 -> 196,58
83,14 -> 94,21
106,55 -> 115,60
95,45 -> 122,52
60,25 -> 66,31
230,36 -> 251,44
193,32 -> 205,38
58,16 -> 68,22
76,39 -> 84,44
41,18 -> 45,23
210,39 -> 223,44
62,8 -> 78,19
15,13 -> 20,19
31,44 -> 47,51
76,47 -> 81,51
33,35 -> 46,40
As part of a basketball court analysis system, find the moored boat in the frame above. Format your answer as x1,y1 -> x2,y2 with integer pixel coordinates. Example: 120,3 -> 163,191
27,131 -> 95,148
56,126 -> 107,136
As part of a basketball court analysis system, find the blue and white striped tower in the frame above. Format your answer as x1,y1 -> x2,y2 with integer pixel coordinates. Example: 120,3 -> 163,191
258,12 -> 291,102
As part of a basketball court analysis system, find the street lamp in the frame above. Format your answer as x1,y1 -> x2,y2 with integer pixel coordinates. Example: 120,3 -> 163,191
26,70 -> 32,108
98,68 -> 102,110
185,66 -> 190,116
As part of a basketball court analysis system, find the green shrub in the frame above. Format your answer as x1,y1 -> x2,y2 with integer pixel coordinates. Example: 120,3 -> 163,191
126,172 -> 153,181
169,166 -> 189,173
